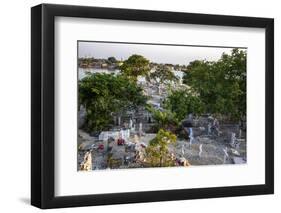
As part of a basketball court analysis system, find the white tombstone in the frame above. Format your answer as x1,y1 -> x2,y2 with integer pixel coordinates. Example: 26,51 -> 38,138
189,128 -> 194,147
98,132 -> 103,141
181,144 -> 185,156
126,129 -> 130,138
139,122 -> 143,133
99,131 -> 109,141
190,136 -> 194,147
230,132 -> 236,146
129,119 -> 133,129
120,130 -> 126,139
198,144 -> 203,158
222,147 -> 229,164
189,127 -> 193,137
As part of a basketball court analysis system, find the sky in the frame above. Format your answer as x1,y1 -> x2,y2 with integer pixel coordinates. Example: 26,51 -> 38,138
78,41 -> 246,65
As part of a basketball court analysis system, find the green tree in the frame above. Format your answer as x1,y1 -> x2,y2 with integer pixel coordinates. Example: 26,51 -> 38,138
79,73 -> 147,132
164,89 -> 205,121
107,56 -> 117,64
147,65 -> 178,94
145,129 -> 177,167
146,105 -> 179,132
182,48 -> 246,121
120,54 -> 150,81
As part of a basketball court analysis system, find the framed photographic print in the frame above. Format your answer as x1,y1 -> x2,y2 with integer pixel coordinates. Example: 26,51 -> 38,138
31,3 -> 274,209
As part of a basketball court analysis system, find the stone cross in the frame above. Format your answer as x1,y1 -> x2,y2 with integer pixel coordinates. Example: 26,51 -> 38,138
222,147 -> 229,164
198,144 -> 203,158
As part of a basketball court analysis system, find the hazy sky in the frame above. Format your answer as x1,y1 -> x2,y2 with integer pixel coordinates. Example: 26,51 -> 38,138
78,41 -> 245,65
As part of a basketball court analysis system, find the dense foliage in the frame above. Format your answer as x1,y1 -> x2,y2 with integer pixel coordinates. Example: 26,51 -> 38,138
147,65 -> 179,90
145,129 -> 177,167
182,48 -> 246,121
120,54 -> 150,81
79,73 -> 147,132
146,105 -> 179,132
164,89 -> 205,121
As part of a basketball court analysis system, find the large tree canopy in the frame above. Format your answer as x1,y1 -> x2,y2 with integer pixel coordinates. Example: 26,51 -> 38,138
147,65 -> 179,86
79,73 -> 147,132
182,48 -> 246,120
164,89 -> 205,121
120,54 -> 150,81
145,129 -> 177,167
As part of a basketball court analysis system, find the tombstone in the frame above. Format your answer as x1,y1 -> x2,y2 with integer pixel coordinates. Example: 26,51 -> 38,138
213,118 -> 219,128
189,127 -> 193,138
222,147 -> 229,164
119,130 -> 125,139
189,127 -> 194,147
139,122 -> 143,134
129,119 -> 133,129
198,144 -> 203,158
126,129 -> 130,138
118,116 -> 121,126
99,131 -> 109,141
181,144 -> 185,156
207,122 -> 212,136
230,132 -> 236,146
189,136 -> 194,147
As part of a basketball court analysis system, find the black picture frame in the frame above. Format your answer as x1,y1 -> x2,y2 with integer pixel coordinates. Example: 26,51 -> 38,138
31,3 -> 274,209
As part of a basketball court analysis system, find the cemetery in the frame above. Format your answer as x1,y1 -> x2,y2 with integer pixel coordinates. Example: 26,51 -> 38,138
78,48 -> 247,171
78,114 -> 246,170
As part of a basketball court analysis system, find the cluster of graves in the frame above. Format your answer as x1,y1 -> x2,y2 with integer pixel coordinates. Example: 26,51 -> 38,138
78,69 -> 246,171
177,114 -> 246,165
78,113 -> 246,171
